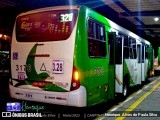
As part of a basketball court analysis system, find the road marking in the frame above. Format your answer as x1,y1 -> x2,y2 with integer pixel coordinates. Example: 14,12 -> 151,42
110,107 -> 118,112
151,79 -> 157,84
136,90 -> 142,95
115,81 -> 160,120
144,85 -> 148,89
123,97 -> 133,103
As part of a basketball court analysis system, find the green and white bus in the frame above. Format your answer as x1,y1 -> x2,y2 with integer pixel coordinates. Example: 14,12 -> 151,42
154,47 -> 160,75
9,6 -> 154,107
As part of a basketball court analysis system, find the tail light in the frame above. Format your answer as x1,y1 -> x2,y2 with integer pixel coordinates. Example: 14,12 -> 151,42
70,66 -> 80,91
150,70 -> 154,76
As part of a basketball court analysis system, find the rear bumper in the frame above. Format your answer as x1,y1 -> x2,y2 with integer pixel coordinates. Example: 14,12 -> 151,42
9,84 -> 86,107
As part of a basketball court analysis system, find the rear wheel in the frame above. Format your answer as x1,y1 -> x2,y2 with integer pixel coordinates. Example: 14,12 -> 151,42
123,83 -> 128,97
122,75 -> 129,99
118,81 -> 129,101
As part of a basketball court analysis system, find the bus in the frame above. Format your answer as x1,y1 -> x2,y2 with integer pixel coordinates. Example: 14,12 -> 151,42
154,47 -> 160,75
9,6 -> 154,107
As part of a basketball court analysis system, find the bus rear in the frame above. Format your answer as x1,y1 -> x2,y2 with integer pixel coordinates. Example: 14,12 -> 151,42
9,6 -> 86,107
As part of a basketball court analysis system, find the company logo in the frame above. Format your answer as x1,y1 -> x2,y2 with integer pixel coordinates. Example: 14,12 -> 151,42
13,52 -> 18,60
6,102 -> 21,112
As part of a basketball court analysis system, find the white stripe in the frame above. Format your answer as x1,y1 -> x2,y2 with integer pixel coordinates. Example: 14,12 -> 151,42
136,90 -> 142,94
144,86 -> 148,89
124,97 -> 133,103
151,80 -> 156,84
110,107 -> 118,112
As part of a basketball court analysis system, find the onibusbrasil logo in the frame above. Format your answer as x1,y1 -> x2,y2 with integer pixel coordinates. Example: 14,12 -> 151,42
2,102 -> 44,117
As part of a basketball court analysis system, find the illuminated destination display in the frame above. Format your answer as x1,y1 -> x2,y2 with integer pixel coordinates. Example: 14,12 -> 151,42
59,13 -> 73,22
16,10 -> 78,42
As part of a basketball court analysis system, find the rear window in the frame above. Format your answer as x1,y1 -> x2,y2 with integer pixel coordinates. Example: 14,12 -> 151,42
16,10 -> 78,42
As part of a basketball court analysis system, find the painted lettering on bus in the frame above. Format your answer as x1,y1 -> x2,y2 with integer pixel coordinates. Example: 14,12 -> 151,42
16,64 -> 32,72
94,67 -> 104,76
53,82 -> 68,88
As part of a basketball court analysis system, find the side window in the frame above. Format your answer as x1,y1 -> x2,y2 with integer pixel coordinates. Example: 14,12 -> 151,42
145,45 -> 149,59
137,44 -> 141,63
116,35 -> 122,64
88,18 -> 106,58
142,44 -> 145,63
123,35 -> 129,59
108,32 -> 115,65
129,37 -> 137,59
132,39 -> 137,59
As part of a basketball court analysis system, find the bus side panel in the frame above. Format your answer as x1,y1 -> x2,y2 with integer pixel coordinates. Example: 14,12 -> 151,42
145,59 -> 148,79
73,6 -> 88,105
123,59 -> 135,87
76,6 -> 114,106
149,46 -> 154,77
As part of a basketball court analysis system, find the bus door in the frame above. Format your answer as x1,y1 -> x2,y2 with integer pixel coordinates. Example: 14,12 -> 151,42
115,34 -> 123,94
142,44 -> 145,82
108,32 -> 116,100
137,43 -> 142,85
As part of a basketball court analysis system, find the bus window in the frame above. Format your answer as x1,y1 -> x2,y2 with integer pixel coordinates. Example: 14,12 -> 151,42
16,10 -> 78,42
142,44 -> 145,63
137,44 -> 141,63
123,34 -> 129,59
145,45 -> 149,59
132,40 -> 137,59
129,37 -> 137,59
108,32 -> 115,65
115,35 -> 122,64
88,18 -> 106,58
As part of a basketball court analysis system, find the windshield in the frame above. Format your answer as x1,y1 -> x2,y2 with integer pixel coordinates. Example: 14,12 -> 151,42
16,10 -> 78,42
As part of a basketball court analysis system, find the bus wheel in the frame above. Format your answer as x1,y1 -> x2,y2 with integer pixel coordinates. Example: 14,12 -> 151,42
122,76 -> 129,99
123,83 -> 128,97
118,81 -> 128,101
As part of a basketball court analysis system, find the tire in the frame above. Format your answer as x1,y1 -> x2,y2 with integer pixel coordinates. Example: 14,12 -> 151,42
122,75 -> 129,99
123,82 -> 128,97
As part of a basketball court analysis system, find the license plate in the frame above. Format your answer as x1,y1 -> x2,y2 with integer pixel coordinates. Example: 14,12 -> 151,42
52,60 -> 64,74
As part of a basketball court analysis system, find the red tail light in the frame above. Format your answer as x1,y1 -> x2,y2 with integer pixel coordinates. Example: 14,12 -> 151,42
70,66 -> 80,91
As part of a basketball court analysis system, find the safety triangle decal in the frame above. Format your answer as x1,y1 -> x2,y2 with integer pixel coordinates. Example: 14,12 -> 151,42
40,63 -> 46,71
